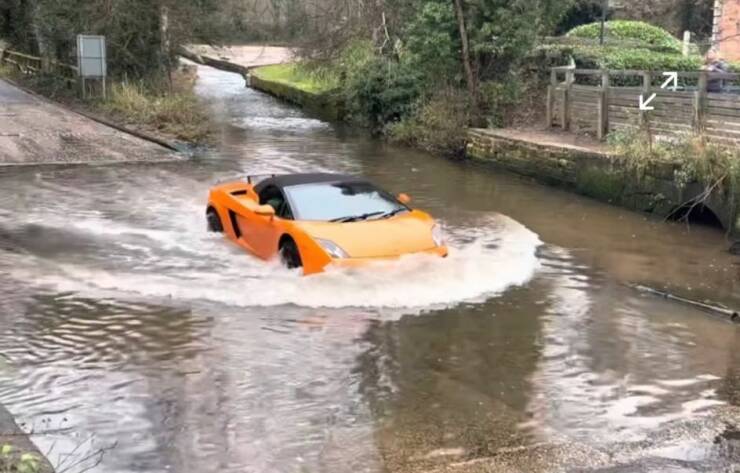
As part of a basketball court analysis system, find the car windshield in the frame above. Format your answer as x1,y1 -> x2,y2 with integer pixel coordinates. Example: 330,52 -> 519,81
283,181 -> 406,221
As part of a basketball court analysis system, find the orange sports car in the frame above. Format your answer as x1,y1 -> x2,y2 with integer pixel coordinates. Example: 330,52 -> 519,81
206,173 -> 448,274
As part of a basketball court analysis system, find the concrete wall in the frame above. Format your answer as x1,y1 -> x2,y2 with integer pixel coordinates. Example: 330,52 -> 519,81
466,128 -> 740,237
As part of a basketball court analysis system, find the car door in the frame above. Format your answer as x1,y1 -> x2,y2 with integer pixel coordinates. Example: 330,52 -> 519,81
237,185 -> 289,259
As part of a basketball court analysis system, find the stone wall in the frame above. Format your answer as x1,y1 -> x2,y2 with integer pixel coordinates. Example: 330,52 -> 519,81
466,128 -> 740,237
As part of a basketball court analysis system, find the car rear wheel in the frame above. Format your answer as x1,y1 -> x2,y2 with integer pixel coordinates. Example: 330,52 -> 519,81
279,238 -> 303,269
206,207 -> 223,233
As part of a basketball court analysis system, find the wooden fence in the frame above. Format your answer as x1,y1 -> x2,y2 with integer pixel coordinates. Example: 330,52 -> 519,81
547,67 -> 740,146
0,48 -> 78,84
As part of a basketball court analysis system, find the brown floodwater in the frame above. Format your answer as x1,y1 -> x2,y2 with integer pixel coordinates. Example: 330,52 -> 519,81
0,65 -> 738,473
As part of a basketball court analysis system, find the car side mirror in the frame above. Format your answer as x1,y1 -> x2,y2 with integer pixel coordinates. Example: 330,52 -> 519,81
397,193 -> 411,205
255,204 -> 276,217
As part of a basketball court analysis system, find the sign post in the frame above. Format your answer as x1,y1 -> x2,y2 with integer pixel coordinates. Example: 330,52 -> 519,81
76,35 -> 107,99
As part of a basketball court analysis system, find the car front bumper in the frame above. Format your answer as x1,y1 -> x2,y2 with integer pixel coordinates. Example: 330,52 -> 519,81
323,246 -> 449,271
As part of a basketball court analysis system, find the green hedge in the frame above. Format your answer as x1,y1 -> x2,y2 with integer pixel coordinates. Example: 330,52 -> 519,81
533,43 -> 702,71
567,20 -> 683,53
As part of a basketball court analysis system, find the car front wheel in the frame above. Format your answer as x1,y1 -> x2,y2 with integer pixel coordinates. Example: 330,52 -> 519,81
206,207 -> 223,233
279,238 -> 303,269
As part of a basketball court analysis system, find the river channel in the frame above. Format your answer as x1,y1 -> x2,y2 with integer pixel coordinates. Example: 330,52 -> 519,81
0,65 -> 739,473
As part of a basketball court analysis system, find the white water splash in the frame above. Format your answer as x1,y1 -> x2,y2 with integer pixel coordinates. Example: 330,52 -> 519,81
7,212 -> 541,310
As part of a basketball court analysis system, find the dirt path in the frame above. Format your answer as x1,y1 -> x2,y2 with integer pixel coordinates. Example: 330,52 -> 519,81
0,79 -> 177,166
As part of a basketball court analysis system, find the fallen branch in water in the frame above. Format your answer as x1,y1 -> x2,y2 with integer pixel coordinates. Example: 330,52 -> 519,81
627,283 -> 739,322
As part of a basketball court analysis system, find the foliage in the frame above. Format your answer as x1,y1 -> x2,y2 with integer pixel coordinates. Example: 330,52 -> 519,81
387,88 -> 470,156
343,57 -> 422,130
292,0 -> 575,136
568,20 -> 683,52
480,79 -> 523,127
463,0 -> 574,79
0,0 -> 225,79
533,43 -> 702,71
402,2 -> 461,81
1,444 -> 41,473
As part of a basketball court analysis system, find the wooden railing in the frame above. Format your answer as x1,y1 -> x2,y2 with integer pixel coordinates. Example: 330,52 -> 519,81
547,67 -> 740,145
0,48 -> 78,84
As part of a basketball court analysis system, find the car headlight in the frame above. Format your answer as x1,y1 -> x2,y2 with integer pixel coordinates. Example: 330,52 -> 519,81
432,223 -> 445,247
316,238 -> 350,259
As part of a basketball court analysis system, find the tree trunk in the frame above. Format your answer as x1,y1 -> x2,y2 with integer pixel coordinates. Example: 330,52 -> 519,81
160,2 -> 172,90
452,0 -> 480,123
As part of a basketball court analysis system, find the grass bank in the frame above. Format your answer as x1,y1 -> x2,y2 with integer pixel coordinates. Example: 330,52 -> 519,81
249,63 -> 344,120
0,62 -> 212,145
250,64 -> 337,95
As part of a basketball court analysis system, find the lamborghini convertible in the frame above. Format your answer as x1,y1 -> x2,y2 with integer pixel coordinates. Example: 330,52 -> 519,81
206,173 -> 448,274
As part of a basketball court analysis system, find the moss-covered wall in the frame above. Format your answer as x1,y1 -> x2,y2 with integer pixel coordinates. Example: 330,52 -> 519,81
466,129 -> 739,237
248,75 -> 344,121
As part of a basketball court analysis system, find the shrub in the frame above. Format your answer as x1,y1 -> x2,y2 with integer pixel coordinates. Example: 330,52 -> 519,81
568,20 -> 683,53
480,79 -> 522,127
387,88 -> 470,157
103,81 -> 211,143
343,57 -> 422,130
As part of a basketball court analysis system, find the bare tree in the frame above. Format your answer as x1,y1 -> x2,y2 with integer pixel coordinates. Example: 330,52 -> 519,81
452,0 -> 479,121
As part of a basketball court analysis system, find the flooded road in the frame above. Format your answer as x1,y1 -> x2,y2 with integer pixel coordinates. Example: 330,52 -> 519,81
0,65 -> 738,473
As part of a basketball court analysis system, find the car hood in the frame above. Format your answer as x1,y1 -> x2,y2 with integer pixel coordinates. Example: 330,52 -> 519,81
296,210 -> 437,258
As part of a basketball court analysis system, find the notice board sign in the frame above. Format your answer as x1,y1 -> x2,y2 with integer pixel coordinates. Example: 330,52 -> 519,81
77,35 -> 106,78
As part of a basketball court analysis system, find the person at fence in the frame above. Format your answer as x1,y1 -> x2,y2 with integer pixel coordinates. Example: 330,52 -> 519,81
703,50 -> 730,93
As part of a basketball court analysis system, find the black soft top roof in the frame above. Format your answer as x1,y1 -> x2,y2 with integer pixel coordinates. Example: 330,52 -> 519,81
254,173 -> 368,193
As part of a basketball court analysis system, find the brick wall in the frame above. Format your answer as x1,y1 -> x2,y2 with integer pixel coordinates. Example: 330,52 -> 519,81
715,0 -> 740,60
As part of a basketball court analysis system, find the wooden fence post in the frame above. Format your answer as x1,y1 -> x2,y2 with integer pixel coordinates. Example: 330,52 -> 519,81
598,70 -> 610,140
694,70 -> 708,133
546,69 -> 557,127
640,71 -> 652,125
561,69 -> 574,131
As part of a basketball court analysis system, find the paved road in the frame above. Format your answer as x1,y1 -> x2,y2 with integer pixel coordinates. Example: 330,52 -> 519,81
0,79 -> 175,166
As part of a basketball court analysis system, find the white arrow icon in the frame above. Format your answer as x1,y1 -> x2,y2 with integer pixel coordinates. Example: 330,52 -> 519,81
661,72 -> 678,91
640,93 -> 657,111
